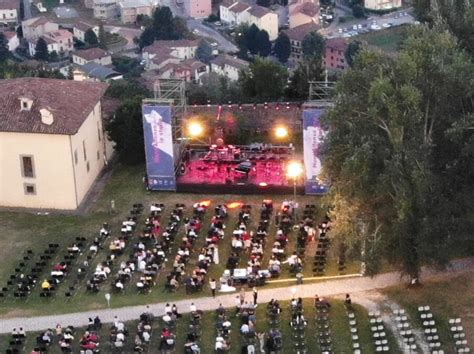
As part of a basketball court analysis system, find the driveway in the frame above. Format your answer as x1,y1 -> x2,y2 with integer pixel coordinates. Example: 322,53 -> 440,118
104,25 -> 140,52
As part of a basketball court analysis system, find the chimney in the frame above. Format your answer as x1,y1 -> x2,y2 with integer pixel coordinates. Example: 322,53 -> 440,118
19,97 -> 33,111
40,108 -> 54,125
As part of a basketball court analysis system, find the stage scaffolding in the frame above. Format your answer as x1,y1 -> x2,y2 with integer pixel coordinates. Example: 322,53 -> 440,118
307,80 -> 336,108
144,78 -> 187,172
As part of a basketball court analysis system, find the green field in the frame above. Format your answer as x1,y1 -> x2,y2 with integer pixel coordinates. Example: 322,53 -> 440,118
0,298 -> 401,353
0,164 -> 360,317
356,25 -> 409,53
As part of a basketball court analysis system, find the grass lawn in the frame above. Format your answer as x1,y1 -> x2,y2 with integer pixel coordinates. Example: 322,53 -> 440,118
384,272 -> 474,350
0,164 -> 361,317
356,25 -> 409,53
0,298 -> 400,353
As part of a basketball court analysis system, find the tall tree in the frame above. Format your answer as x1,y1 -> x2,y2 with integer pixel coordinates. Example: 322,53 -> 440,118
345,40 -> 362,67
106,97 -> 146,165
286,57 -> 323,99
302,31 -> 325,60
255,30 -> 271,57
322,26 -> 474,281
196,40 -> 213,63
98,24 -> 107,49
256,0 -> 271,6
84,28 -> 98,46
34,37 -> 49,61
239,57 -> 288,102
171,17 -> 190,39
352,4 -> 365,18
153,6 -> 174,40
138,27 -> 155,49
246,24 -> 260,55
0,33 -> 9,62
274,32 -> 291,63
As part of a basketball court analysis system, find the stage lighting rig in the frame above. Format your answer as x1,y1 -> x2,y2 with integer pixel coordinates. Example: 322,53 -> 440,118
187,122 -> 204,137
274,126 -> 289,139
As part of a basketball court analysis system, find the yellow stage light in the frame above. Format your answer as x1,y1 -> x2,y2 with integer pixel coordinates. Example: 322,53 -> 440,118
275,126 -> 289,139
286,161 -> 304,179
188,122 -> 204,137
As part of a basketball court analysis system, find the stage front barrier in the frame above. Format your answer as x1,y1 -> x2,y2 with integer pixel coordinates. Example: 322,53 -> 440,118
142,105 -> 176,191
303,108 -> 330,195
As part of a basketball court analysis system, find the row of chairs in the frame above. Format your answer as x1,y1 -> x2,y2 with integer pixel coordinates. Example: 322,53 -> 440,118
347,310 -> 361,354
368,311 -> 390,352
449,318 -> 470,353
418,305 -> 443,352
392,308 -> 418,352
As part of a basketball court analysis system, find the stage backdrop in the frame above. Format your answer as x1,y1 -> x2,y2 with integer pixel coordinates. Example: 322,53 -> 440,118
303,109 -> 329,195
142,105 -> 176,191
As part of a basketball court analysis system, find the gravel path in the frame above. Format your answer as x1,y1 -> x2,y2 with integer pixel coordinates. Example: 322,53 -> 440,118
0,257 -> 472,334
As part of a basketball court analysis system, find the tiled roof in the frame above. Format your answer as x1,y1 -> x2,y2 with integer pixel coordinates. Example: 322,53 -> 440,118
23,16 -> 52,28
74,21 -> 94,32
284,22 -> 319,42
0,0 -> 19,10
210,54 -> 249,70
0,78 -> 108,135
297,2 -> 319,17
229,1 -> 251,13
326,37 -> 348,52
248,5 -> 271,18
74,47 -> 109,61
3,31 -> 16,40
81,62 -> 121,80
143,40 -> 199,55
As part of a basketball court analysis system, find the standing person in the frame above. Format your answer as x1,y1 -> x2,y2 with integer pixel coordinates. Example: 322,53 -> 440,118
239,288 -> 246,306
253,287 -> 258,306
209,278 -> 217,298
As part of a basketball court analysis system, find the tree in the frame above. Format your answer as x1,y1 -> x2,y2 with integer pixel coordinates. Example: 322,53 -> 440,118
187,72 -> 242,104
171,17 -> 190,39
256,0 -> 271,6
246,24 -> 260,55
352,4 -> 365,18
239,57 -> 288,102
345,40 -> 362,67
274,32 -> 291,63
138,27 -> 155,49
19,0 -> 24,20
235,23 -> 250,59
106,79 -> 151,100
0,33 -> 9,62
302,31 -> 325,60
98,24 -> 107,49
106,97 -> 146,165
153,6 -> 174,40
286,57 -> 323,99
84,28 -> 98,46
34,37 -> 49,61
16,25 -> 23,39
196,40 -> 213,63
321,26 -> 474,281
255,30 -> 271,57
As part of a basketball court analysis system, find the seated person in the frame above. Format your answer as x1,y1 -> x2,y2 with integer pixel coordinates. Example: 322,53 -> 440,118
41,279 -> 51,291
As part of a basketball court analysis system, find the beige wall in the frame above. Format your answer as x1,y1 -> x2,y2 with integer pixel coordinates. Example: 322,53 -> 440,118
364,0 -> 401,10
69,101 -> 108,205
0,101 -> 112,210
0,132 -> 77,209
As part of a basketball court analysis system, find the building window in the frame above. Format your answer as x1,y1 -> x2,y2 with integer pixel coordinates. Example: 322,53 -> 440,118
97,121 -> 101,141
24,183 -> 36,195
20,155 -> 35,178
86,161 -> 90,172
74,149 -> 78,164
82,140 -> 87,161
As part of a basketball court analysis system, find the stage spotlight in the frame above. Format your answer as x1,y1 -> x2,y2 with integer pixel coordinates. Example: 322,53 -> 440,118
275,126 -> 289,139
188,122 -> 204,137
286,161 -> 304,179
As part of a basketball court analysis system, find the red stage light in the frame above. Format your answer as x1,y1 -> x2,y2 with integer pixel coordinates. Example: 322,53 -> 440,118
259,182 -> 268,187
199,200 -> 211,207
227,202 -> 243,209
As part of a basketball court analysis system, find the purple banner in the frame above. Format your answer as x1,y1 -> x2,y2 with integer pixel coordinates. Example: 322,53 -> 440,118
142,105 -> 176,191
303,109 -> 329,195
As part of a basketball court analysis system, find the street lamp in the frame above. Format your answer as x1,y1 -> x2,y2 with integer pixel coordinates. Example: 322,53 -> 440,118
286,161 -> 304,219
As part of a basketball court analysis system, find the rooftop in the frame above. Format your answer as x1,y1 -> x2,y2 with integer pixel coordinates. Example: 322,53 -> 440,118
143,39 -> 199,55
119,0 -> 151,8
229,1 -> 251,13
284,22 -> 319,42
296,2 -> 319,17
73,21 -> 95,32
0,0 -> 19,10
210,54 -> 249,70
73,47 -> 109,61
22,16 -> 53,28
326,37 -> 349,52
0,78 -> 108,135
248,5 -> 271,18
81,62 -> 121,80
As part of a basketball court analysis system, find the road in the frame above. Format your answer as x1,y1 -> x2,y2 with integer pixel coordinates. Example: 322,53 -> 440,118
187,19 -> 238,53
104,25 -> 141,52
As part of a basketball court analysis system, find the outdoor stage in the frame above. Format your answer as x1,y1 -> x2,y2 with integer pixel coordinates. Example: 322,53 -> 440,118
176,144 -> 305,194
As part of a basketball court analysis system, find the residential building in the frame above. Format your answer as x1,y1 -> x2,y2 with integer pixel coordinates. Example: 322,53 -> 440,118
323,37 -> 348,71
219,1 -> 278,40
119,0 -> 154,24
210,54 -> 248,81
183,0 -> 211,19
0,78 -> 112,210
72,47 -> 112,66
0,0 -> 19,27
73,62 -> 123,82
283,22 -> 319,62
158,58 -> 208,82
364,0 -> 401,10
93,0 -> 119,20
21,17 -> 59,41
142,39 -> 199,62
289,0 -> 320,29
72,21 -> 99,43
4,30 -> 19,51
27,30 -> 74,57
